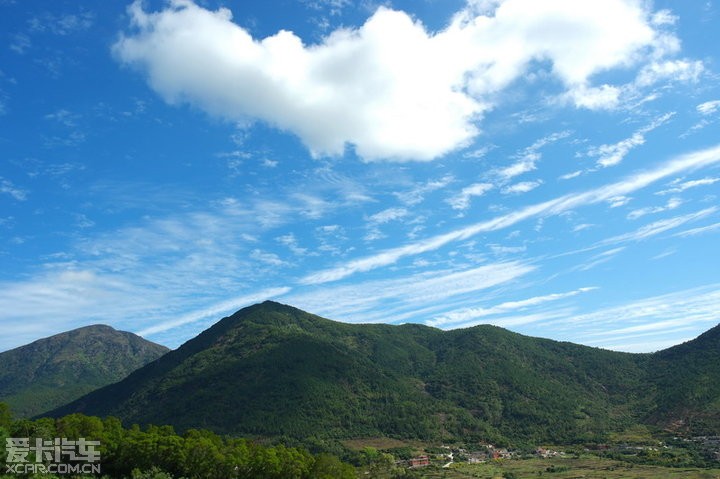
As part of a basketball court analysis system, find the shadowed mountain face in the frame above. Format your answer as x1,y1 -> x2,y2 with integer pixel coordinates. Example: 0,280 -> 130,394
0,324 -> 169,418
46,302 -> 719,444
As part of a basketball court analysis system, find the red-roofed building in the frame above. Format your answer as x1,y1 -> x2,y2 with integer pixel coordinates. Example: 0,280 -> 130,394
409,455 -> 430,468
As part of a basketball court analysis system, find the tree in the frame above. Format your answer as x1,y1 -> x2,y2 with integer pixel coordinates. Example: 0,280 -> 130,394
0,403 -> 12,430
310,453 -> 355,479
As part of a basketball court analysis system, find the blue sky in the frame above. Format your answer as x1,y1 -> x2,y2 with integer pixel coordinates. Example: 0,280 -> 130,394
1,0 -> 719,353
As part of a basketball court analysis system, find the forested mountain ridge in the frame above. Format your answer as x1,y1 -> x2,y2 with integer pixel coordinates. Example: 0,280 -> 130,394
45,302 -> 719,445
0,324 -> 169,418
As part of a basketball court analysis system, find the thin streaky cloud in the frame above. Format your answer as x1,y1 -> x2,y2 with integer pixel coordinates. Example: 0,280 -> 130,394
697,100 -> 720,115
599,337 -> 695,353
496,130 -> 572,181
497,155 -> 538,180
549,205 -> 718,263
447,182 -> 494,211
367,207 -> 409,224
286,261 -> 535,324
627,196 -> 682,219
301,144 -> 720,285
502,180 -> 542,195
450,309 -> 575,331
394,175 -> 454,206
427,286 -> 597,328
0,177 -> 28,201
586,318 -> 705,337
569,247 -> 627,273
137,287 -> 292,336
555,284 -> 720,330
560,170 -> 583,180
600,206 -> 717,245
656,177 -> 719,195
582,326 -> 697,346
531,285 -> 720,351
673,221 -> 720,238
588,112 -> 675,168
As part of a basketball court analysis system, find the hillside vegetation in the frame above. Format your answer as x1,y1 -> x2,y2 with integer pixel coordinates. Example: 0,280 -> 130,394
47,302 -> 720,446
0,404 -> 354,478
0,325 -> 168,418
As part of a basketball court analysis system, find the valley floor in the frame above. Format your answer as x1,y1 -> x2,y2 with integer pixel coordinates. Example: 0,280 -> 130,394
372,456 -> 720,478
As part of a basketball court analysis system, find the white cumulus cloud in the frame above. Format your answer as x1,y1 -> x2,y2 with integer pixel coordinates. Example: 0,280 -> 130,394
115,0 -> 680,161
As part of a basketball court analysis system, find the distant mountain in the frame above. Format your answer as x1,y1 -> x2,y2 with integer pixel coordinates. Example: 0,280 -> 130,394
49,301 -> 719,446
0,324 -> 169,418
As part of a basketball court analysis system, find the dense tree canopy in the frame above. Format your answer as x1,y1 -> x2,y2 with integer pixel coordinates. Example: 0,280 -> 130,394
0,405 -> 354,479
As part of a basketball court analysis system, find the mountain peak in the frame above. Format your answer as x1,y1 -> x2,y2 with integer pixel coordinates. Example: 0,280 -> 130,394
0,325 -> 168,418
74,324 -> 117,332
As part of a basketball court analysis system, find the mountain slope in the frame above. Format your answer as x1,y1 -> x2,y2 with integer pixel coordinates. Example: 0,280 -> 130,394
49,304 -> 443,439
0,324 -> 169,418
47,302 -> 673,444
646,323 -> 720,434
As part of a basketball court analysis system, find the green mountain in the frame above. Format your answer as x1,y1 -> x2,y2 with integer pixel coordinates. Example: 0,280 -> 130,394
646,324 -> 720,435
0,324 -> 169,418
45,302 -> 720,445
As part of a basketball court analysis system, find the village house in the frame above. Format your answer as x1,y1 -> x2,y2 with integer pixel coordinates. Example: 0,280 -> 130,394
536,447 -> 562,458
409,455 -> 430,468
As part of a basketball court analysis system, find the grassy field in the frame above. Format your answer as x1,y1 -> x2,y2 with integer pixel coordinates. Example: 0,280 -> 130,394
405,456 -> 720,478
343,437 -> 418,450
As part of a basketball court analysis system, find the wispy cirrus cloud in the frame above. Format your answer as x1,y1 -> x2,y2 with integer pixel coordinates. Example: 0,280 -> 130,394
588,112 -> 675,168
10,33 -> 31,54
682,99 -> 720,137
569,247 -> 627,273
0,200 -> 296,350
363,207 -> 411,241
656,177 -> 719,195
0,177 -> 28,201
495,130 -> 572,181
602,206 -> 717,244
28,10 -> 94,36
0,269 -> 165,350
366,207 -> 409,224
396,175 -> 454,206
427,286 -> 597,328
672,221 -> 720,238
276,233 -> 308,256
627,196 -> 682,219
301,144 -> 720,285
555,284 -> 720,352
137,286 -> 292,337
502,180 -> 542,195
250,249 -> 289,267
284,260 -> 535,324
447,182 -> 493,211
697,100 -> 720,115
560,170 -> 583,181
